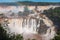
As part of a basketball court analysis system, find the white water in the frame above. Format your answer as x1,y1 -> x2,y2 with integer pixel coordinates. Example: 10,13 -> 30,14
2,13 -> 56,40
1,6 -> 56,40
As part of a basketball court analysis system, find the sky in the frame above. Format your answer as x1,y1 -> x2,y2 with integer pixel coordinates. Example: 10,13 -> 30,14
0,0 -> 60,2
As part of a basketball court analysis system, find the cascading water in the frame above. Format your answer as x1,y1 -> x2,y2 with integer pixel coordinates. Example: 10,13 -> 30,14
1,6 -> 56,40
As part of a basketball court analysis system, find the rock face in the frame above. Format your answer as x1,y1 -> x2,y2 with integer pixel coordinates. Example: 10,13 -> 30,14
0,5 -> 56,40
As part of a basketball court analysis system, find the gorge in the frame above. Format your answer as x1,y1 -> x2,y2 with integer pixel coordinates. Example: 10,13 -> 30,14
0,5 -> 58,40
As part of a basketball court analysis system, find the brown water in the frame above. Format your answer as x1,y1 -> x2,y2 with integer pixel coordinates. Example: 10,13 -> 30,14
23,33 -> 42,40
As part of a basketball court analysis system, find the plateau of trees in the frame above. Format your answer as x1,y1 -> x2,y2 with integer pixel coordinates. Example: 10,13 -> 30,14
43,7 -> 60,40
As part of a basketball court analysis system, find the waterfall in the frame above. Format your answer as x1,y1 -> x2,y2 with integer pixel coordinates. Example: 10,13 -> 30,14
6,18 -> 38,34
1,6 -> 56,40
1,13 -> 56,40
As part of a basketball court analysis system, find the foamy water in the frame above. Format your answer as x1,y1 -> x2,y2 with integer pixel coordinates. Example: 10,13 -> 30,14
1,14 -> 56,40
0,5 -> 57,40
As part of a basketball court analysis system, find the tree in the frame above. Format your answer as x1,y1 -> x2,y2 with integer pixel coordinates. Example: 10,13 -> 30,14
23,6 -> 30,16
10,34 -> 23,40
0,24 -> 10,40
43,7 -> 60,40
0,23 -> 24,40
52,28 -> 60,40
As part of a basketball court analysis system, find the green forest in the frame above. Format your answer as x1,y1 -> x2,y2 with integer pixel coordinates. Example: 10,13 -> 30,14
43,7 -> 60,40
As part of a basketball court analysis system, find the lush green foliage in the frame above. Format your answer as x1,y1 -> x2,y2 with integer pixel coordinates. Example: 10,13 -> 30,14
0,24 -> 24,40
52,30 -> 60,40
43,7 -> 60,40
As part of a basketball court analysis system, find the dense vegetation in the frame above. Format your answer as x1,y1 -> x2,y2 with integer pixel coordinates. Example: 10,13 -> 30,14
0,1 -> 60,6
17,1 -> 60,6
0,24 -> 24,40
43,7 -> 60,40
43,7 -> 60,29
